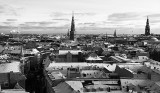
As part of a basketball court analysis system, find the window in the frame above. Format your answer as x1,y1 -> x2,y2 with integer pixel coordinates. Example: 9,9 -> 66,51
83,74 -> 86,77
4,82 -> 9,87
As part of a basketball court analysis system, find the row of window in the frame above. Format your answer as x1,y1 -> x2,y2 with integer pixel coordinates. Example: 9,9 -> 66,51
1,82 -> 9,87
82,72 -> 100,76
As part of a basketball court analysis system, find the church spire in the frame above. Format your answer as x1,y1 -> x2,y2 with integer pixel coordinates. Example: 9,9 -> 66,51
114,29 -> 117,37
71,11 -> 75,32
106,32 -> 108,41
145,16 -> 150,36
67,29 -> 70,37
70,11 -> 75,40
147,16 -> 149,25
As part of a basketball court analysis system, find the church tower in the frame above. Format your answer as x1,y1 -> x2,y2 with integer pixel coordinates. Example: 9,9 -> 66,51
70,12 -> 75,40
145,16 -> 150,36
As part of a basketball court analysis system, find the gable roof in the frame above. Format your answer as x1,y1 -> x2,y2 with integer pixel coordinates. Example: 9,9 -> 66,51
86,53 -> 102,61
52,82 -> 75,93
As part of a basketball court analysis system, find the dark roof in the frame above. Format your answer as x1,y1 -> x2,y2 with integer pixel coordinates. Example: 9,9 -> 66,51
17,79 -> 25,89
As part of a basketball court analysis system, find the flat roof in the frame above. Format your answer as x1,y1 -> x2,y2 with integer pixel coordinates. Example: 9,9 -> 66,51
0,62 -> 21,73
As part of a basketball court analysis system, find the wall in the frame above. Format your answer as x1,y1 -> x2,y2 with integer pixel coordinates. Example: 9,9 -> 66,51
151,72 -> 160,81
0,73 -> 9,89
66,52 -> 72,62
85,84 -> 120,90
133,74 -> 148,79
81,70 -> 102,78
93,80 -> 119,85
54,54 -> 79,62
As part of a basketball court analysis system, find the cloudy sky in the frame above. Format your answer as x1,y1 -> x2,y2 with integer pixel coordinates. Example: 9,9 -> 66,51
0,0 -> 160,34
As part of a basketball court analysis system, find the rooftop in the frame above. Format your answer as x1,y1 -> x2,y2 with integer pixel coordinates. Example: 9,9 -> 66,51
1,89 -> 28,93
0,62 -> 21,73
59,50 -> 82,55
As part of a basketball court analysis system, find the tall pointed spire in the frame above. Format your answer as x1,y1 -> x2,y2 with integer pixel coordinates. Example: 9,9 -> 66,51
67,29 -> 70,37
70,11 -> 75,40
71,11 -> 75,32
106,32 -> 108,41
146,16 -> 149,25
145,16 -> 150,36
114,29 -> 117,37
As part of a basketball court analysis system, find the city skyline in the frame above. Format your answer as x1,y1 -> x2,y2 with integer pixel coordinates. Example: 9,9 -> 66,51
0,0 -> 160,34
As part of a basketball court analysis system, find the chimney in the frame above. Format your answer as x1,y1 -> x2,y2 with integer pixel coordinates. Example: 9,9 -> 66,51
0,84 -> 1,92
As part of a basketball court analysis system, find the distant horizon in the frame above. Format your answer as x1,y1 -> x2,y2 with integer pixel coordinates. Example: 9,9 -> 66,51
1,30 -> 159,35
0,26 -> 157,35
0,0 -> 160,34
